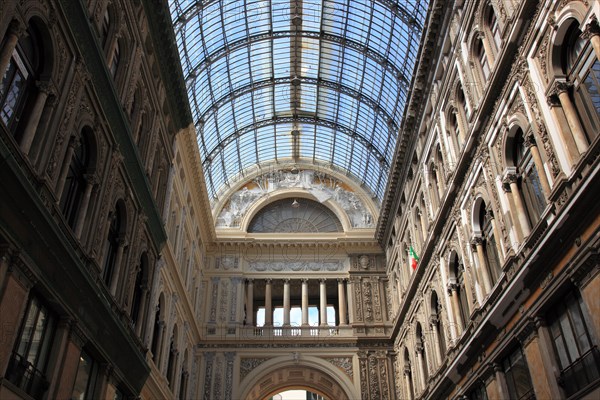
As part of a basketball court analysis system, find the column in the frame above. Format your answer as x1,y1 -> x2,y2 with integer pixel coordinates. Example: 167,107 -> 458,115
0,20 -> 24,78
245,279 -> 254,326
338,279 -> 347,325
492,363 -> 510,400
583,20 -> 600,65
55,136 -> 78,200
503,170 -> 531,238
135,286 -> 149,337
478,31 -> 496,65
283,279 -> 290,326
554,81 -> 588,154
546,94 -> 580,165
154,320 -> 165,365
429,315 -> 442,367
319,279 -> 327,326
347,279 -> 355,324
264,279 -> 272,326
415,346 -> 426,390
74,174 -> 98,238
487,209 -> 505,263
109,238 -> 127,296
20,81 -> 53,155
532,317 -> 564,398
524,134 -> 551,198
448,284 -> 463,334
471,237 -> 493,294
404,364 -> 414,400
301,279 -> 309,326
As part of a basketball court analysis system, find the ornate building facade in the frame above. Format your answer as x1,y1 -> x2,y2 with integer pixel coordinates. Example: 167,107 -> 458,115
0,1 -> 599,400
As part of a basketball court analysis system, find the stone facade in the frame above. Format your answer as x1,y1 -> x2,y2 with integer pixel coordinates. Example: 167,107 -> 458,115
1,0 -> 599,399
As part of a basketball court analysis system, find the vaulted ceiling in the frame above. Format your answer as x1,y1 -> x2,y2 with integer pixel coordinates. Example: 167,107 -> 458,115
168,0 -> 428,205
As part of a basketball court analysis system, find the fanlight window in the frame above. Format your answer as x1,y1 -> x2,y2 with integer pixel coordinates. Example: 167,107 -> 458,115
248,198 -> 342,233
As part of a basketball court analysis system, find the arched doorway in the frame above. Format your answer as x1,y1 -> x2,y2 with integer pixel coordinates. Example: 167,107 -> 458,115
239,356 -> 357,400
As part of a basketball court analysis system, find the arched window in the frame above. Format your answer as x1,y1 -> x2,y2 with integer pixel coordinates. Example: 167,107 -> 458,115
60,133 -> 89,228
1,22 -> 43,135
512,128 -> 546,226
431,291 -> 446,363
130,252 -> 148,330
476,38 -> 490,81
404,348 -> 415,400
478,201 -> 501,283
100,9 -> 111,48
416,322 -> 429,383
562,21 -> 600,140
450,252 -> 469,331
103,201 -> 125,287
485,5 -> 501,52
110,40 -> 120,78
150,294 -> 165,362
166,325 -> 178,387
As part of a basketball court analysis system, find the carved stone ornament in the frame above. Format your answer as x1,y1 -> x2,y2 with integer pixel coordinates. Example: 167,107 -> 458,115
248,260 -> 343,272
324,357 -> 354,379
216,169 -> 374,229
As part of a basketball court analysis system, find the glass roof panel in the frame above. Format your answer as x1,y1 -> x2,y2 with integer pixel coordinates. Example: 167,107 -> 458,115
170,0 -> 429,203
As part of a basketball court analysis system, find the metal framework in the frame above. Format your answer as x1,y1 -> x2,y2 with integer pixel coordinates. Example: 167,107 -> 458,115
169,0 -> 428,202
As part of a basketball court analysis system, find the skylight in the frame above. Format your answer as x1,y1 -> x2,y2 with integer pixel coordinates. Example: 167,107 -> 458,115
169,0 -> 428,203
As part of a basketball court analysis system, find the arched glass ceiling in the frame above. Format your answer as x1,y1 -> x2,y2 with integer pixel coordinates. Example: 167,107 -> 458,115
169,0 -> 428,203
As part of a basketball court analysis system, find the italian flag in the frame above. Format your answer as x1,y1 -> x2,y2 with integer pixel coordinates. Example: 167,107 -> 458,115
409,246 -> 419,270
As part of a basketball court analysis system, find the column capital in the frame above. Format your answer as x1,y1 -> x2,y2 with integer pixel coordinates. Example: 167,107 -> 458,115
446,281 -> 458,294
523,133 -> 538,149
485,207 -> 495,220
470,236 -> 484,247
403,363 -> 411,375
84,173 -> 99,186
246,278 -> 254,283
319,278 -> 327,283
7,19 -> 27,37
265,278 -> 272,283
301,278 -> 309,283
582,19 -> 600,40
283,278 -> 290,284
35,80 -> 56,96
551,79 -> 573,96
429,314 -> 439,326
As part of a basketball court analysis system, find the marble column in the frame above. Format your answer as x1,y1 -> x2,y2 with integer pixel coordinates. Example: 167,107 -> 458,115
471,237 -> 493,294
430,315 -> 442,367
246,279 -> 254,326
283,279 -> 290,326
109,238 -> 127,296
74,174 -> 98,238
55,136 -> 78,200
264,278 -> 272,326
347,279 -> 355,324
448,284 -> 463,334
503,171 -> 531,238
0,20 -> 24,79
20,81 -> 53,154
554,81 -> 588,154
524,134 -> 551,198
338,279 -> 347,325
583,20 -> 600,61
319,279 -> 327,326
301,278 -> 309,326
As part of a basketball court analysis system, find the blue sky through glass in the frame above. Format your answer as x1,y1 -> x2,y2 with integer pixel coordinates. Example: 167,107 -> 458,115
169,0 -> 429,203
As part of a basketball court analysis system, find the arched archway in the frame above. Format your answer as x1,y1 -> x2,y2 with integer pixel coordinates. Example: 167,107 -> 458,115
239,356 -> 357,400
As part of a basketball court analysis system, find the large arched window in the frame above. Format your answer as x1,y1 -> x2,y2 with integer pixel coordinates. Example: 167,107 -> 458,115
430,291 -> 446,364
103,201 -> 126,287
1,22 -> 43,136
248,198 -> 343,233
484,4 -> 501,53
512,128 -> 547,227
476,38 -> 490,81
450,252 -> 469,332
416,322 -> 429,384
404,348 -> 415,400
130,252 -> 149,331
60,132 -> 89,228
562,20 -> 600,140
150,293 -> 165,362
478,200 -> 501,284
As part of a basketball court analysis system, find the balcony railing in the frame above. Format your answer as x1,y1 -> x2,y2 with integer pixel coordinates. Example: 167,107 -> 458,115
204,324 -> 352,339
559,346 -> 600,398
5,353 -> 49,399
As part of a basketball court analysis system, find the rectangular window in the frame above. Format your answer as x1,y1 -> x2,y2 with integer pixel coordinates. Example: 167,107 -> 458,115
548,292 -> 600,397
6,294 -> 56,399
502,346 -> 535,400
71,350 -> 100,400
